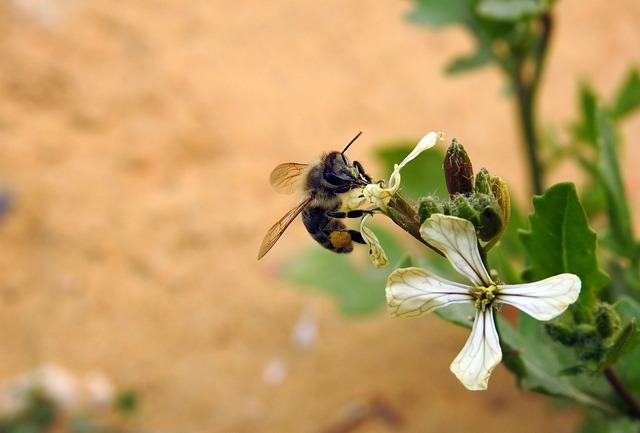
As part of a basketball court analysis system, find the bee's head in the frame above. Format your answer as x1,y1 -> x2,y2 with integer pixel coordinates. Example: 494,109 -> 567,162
320,132 -> 371,190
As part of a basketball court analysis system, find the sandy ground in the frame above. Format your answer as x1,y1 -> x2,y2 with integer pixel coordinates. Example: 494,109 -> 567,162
0,0 -> 639,432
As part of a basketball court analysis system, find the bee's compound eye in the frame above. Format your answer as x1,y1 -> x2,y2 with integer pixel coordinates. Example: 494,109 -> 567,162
329,231 -> 352,248
323,168 -> 345,185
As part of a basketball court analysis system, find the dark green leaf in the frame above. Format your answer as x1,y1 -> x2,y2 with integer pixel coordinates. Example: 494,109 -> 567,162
519,183 -> 609,306
477,0 -> 546,21
610,68 -> 640,120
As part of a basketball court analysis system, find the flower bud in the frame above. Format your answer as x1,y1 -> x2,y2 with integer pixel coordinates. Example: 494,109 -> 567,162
545,321 -> 578,347
478,207 -> 503,242
595,302 -> 621,339
474,168 -> 492,195
418,196 -> 444,224
443,139 -> 474,198
450,194 -> 479,227
490,176 -> 511,238
575,323 -> 605,363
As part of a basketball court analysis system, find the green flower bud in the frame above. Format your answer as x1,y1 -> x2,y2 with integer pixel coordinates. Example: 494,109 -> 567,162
474,168 -> 492,195
418,196 -> 444,224
443,139 -> 474,198
450,195 -> 480,227
478,207 -> 503,242
490,175 -> 511,237
575,323 -> 605,363
595,302 -> 621,339
545,321 -> 578,347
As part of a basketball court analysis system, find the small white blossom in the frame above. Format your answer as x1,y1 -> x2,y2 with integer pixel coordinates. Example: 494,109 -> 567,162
386,214 -> 581,391
363,131 -> 445,208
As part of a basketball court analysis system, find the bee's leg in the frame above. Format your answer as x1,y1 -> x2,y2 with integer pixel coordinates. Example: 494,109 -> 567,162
323,210 -> 371,246
333,185 -> 352,194
347,230 -> 366,244
326,209 -> 373,219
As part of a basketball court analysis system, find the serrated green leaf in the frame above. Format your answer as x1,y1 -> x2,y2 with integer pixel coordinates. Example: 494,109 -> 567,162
610,68 -> 640,120
519,183 -> 609,305
476,0 -> 546,21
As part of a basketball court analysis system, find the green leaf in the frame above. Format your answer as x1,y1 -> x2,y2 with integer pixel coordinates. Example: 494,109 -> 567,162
612,296 -> 640,393
574,83 -> 600,146
579,409 -> 640,433
282,225 -> 403,316
407,0 -> 476,27
499,315 -> 620,415
592,106 -> 637,262
610,68 -> 640,120
445,46 -> 494,74
519,182 -> 609,306
600,319 -> 640,373
477,0 -> 546,21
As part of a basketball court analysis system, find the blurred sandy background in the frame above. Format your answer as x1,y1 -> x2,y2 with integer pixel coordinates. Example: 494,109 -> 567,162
0,0 -> 639,432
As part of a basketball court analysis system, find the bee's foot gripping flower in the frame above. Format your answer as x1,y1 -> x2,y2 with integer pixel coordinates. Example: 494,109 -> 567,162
386,214 -> 581,390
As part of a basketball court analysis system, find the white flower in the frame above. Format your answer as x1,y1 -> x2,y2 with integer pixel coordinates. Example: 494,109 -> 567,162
386,214 -> 581,391
363,131 -> 445,208
360,213 -> 388,268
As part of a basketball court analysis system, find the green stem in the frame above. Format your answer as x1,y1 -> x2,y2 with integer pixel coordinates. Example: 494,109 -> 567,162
604,367 -> 640,420
512,13 -> 553,196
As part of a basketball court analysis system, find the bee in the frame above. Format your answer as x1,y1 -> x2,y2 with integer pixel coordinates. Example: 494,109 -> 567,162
258,132 -> 373,259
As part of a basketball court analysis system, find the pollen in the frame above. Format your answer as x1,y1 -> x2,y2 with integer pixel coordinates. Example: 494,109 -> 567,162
472,285 -> 498,311
329,231 -> 352,248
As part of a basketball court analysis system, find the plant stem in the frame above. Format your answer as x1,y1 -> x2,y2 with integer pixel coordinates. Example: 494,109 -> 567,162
385,191 -> 444,257
513,13 -> 553,196
604,367 -> 640,420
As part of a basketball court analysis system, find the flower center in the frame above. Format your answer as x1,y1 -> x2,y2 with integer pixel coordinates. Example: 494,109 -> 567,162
472,284 -> 498,311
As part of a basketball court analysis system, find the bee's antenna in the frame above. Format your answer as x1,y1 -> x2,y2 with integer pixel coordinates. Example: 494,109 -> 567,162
341,131 -> 362,162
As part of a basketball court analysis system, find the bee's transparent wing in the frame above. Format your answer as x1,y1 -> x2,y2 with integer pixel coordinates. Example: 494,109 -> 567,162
270,163 -> 307,194
258,196 -> 312,259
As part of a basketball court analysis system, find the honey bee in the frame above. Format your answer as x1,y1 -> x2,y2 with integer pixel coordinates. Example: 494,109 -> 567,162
258,132 -> 373,259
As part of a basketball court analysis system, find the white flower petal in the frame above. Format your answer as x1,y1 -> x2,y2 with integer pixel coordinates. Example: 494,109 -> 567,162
386,267 -> 473,318
363,132 -> 444,208
341,187 -> 367,211
498,273 -> 581,321
420,214 -> 493,287
397,131 -> 444,171
450,309 -> 502,391
360,214 -> 388,268
363,168 -> 399,208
